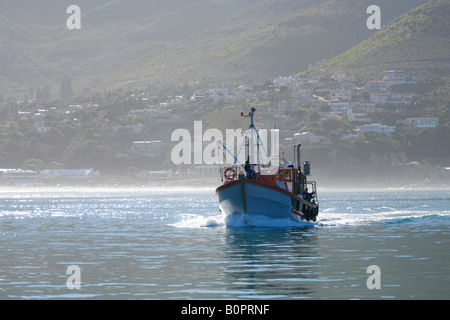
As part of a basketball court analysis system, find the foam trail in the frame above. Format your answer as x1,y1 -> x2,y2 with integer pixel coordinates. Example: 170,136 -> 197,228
318,208 -> 450,227
170,213 -> 316,229
224,213 -> 315,228
170,214 -> 225,228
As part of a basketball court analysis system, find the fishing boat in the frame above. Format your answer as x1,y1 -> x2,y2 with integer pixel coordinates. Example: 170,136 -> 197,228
216,107 -> 319,224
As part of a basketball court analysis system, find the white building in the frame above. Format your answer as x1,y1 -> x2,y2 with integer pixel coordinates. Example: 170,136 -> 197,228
346,107 -> 370,123
355,123 -> 396,136
0,169 -> 39,185
404,117 -> 439,129
34,125 -> 51,133
329,101 -> 350,115
18,111 -> 31,120
161,96 -> 186,106
190,93 -> 210,102
351,101 -> 376,111
389,92 -> 413,106
370,93 -> 389,105
40,169 -> 100,179
273,76 -> 294,87
383,70 -> 423,86
293,132 -> 324,144
33,112 -> 45,123
331,72 -> 355,83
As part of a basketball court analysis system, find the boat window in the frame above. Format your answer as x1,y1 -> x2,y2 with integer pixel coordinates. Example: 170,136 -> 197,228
282,169 -> 292,181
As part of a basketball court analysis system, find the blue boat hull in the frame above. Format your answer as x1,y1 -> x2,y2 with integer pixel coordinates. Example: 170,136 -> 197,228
216,179 -> 318,223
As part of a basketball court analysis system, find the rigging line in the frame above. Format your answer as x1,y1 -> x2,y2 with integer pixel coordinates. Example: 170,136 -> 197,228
233,129 -> 251,166
244,124 -> 268,165
217,140 -> 245,169
251,126 -> 271,166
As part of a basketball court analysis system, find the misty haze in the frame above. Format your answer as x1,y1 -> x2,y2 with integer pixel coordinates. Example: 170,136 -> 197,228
1,0 -> 450,304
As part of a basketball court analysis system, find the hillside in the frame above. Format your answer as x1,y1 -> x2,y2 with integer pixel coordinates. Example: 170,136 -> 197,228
0,0 -> 426,99
1,0 -> 450,188
307,0 -> 450,82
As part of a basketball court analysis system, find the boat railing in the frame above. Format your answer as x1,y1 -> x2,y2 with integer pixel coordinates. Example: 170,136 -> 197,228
220,164 -> 278,183
302,181 -> 318,204
220,164 -> 318,203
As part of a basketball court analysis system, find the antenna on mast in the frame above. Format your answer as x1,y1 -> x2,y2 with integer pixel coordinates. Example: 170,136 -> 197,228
241,107 -> 259,164
241,107 -> 256,129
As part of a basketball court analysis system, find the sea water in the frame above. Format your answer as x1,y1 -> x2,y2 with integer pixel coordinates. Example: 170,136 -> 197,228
0,187 -> 449,300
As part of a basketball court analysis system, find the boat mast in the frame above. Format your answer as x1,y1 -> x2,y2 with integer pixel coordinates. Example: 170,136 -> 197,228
241,107 -> 260,165
296,143 -> 301,172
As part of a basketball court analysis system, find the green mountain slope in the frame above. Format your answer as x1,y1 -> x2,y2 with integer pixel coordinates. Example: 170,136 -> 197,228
0,0 -> 427,97
308,0 -> 450,81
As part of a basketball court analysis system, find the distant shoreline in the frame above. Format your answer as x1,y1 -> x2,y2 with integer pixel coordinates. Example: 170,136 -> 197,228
0,177 -> 448,193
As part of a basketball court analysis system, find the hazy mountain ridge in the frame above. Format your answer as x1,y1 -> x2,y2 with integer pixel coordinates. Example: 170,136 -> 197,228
0,0 -> 427,96
1,0 -> 449,187
308,0 -> 450,81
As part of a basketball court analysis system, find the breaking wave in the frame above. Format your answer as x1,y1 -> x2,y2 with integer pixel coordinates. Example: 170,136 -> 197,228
170,212 -> 316,229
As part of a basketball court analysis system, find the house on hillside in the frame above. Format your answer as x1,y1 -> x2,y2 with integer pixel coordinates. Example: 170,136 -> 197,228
402,117 -> 439,129
329,100 -> 350,116
365,80 -> 389,93
346,107 -> 370,123
355,123 -> 396,137
18,111 -> 31,120
33,112 -> 45,123
292,132 -> 325,144
331,72 -> 354,82
370,93 -> 388,105
383,70 -> 423,86
330,89 -> 352,100
273,76 -> 294,87
389,92 -> 413,106
190,92 -> 210,102
350,101 -> 376,111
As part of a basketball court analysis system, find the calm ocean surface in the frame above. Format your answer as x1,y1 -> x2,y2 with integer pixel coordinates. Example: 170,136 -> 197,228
1,187 -> 449,300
